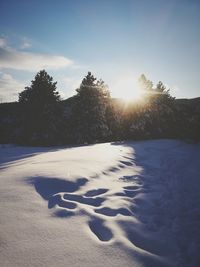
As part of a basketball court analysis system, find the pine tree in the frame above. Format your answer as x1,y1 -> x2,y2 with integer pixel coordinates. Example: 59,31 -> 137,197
19,70 -> 60,105
128,75 -> 176,139
138,74 -> 153,92
72,72 -> 111,143
18,70 -> 62,145
153,81 -> 175,105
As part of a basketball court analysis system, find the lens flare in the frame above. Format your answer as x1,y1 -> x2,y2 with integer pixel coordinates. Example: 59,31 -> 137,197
112,75 -> 144,102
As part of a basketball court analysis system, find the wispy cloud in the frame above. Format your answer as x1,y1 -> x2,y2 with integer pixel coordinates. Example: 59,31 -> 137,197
0,38 -> 7,48
59,75 -> 81,97
20,37 -> 32,49
0,38 -> 73,71
0,73 -> 25,102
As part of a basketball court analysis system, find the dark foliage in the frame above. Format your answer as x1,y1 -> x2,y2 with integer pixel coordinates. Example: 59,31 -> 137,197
0,102 -> 22,143
71,72 -> 111,143
0,72 -> 199,146
17,70 -> 64,145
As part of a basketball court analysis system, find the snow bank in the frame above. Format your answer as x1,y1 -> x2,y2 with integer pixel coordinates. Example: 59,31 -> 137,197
0,140 -> 200,267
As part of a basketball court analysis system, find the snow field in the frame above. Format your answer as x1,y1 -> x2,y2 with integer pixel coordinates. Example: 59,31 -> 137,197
0,140 -> 200,267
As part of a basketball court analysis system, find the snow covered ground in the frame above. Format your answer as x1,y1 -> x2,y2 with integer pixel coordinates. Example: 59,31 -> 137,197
0,140 -> 200,267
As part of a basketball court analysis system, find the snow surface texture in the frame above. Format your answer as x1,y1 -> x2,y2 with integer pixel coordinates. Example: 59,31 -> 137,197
0,140 -> 200,267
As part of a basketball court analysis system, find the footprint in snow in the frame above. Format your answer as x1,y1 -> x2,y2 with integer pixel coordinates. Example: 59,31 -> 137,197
95,207 -> 132,217
84,188 -> 108,197
63,193 -> 105,207
28,176 -> 142,244
123,185 -> 141,190
89,217 -> 113,242
119,160 -> 133,166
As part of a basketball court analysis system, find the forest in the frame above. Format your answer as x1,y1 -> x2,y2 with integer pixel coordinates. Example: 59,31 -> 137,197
0,70 -> 199,146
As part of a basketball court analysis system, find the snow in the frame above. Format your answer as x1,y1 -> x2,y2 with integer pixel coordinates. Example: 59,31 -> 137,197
0,140 -> 200,267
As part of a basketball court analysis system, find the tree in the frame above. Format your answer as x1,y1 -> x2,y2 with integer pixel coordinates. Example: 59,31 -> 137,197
138,74 -> 174,105
128,74 -> 176,139
72,72 -> 111,143
18,70 -> 63,145
153,81 -> 175,105
19,70 -> 60,105
138,74 -> 153,92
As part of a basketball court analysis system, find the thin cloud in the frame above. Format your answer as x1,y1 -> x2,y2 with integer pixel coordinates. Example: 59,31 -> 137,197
20,41 -> 32,49
0,73 -> 25,102
22,42 -> 31,49
0,37 -> 7,48
0,38 -> 73,71
59,75 -> 81,97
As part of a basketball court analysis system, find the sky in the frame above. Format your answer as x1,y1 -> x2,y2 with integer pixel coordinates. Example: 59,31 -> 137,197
0,0 -> 199,102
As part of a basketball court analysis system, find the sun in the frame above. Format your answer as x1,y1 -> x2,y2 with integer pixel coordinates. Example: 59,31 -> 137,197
122,86 -> 143,102
113,75 -> 144,102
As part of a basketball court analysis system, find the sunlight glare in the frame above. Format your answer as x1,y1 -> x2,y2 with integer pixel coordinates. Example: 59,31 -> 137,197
112,75 -> 144,102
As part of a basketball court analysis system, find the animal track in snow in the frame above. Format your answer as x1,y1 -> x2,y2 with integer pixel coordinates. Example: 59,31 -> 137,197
28,171 -> 143,244
115,190 -> 138,198
119,160 -> 133,166
84,188 -> 108,197
28,176 -> 88,200
89,218 -> 113,242
48,194 -> 77,209
63,193 -> 105,207
95,207 -> 132,217
53,209 -> 74,218
123,185 -> 141,190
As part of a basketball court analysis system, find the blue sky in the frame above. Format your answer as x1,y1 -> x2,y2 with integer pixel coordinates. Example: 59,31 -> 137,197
0,0 -> 199,102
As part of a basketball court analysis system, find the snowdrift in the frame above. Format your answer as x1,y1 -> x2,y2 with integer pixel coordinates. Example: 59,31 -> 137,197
0,140 -> 200,267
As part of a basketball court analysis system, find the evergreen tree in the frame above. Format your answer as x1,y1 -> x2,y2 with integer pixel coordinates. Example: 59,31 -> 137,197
138,74 -> 153,92
18,70 -> 63,145
72,72 -> 111,143
19,70 -> 60,105
105,99 -> 123,140
153,81 -> 175,105
128,75 -> 176,139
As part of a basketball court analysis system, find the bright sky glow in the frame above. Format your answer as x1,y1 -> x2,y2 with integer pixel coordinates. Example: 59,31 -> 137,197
112,74 -> 144,102
0,0 -> 199,102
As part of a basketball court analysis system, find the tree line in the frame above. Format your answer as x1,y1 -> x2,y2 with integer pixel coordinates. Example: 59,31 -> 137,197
0,70 -> 199,145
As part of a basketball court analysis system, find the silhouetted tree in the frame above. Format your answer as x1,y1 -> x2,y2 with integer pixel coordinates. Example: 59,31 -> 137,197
19,70 -> 60,105
105,99 -> 123,140
72,72 -> 111,143
138,74 -> 153,93
128,75 -> 176,139
2,70 -> 199,146
18,70 -> 63,145
153,81 -> 175,105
